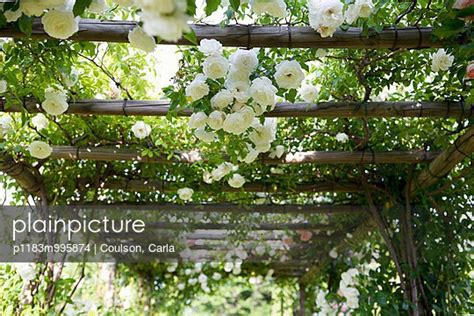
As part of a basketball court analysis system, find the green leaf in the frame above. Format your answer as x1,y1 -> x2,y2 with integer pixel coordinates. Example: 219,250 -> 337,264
17,15 -> 33,36
73,0 -> 93,17
285,89 -> 297,103
456,6 -> 474,18
229,0 -> 240,11
183,29 -> 198,46
206,0 -> 222,15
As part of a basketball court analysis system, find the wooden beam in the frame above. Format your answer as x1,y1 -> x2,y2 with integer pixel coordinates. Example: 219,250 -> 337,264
409,126 -> 474,196
100,178 -> 366,193
4,99 -> 471,119
84,203 -> 366,214
51,146 -> 440,164
0,152 -> 42,196
0,20 -> 452,49
147,222 -> 336,230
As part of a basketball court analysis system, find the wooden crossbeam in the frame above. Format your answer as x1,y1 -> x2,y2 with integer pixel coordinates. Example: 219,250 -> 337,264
101,178 -> 366,193
147,222 -> 336,230
0,151 -> 42,196
409,126 -> 474,196
0,20 -> 452,49
84,203 -> 366,214
51,146 -> 440,164
3,99 -> 471,119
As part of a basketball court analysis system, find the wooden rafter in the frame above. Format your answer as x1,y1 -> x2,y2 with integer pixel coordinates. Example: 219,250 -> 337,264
409,126 -> 474,196
3,99 -> 471,119
100,178 -> 367,193
0,20 -> 455,49
51,146 -> 440,164
0,151 -> 42,196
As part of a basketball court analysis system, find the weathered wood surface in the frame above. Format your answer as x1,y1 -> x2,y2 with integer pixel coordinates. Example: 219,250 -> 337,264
409,126 -> 474,196
51,146 -> 440,164
0,152 -> 42,196
4,99 -> 471,118
0,20 -> 451,49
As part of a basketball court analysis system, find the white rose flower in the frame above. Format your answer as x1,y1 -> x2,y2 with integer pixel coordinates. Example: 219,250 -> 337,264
20,1 -> 48,16
29,141 -> 52,159
431,49 -> 454,72
308,0 -> 344,38
131,121 -> 151,139
194,128 -> 216,143
0,80 -> 7,94
315,48 -> 327,58
228,173 -> 246,188
299,85 -> 319,102
229,49 -> 258,72
207,110 -> 226,130
41,95 -> 69,116
329,248 -> 338,258
128,26 -> 156,53
188,111 -> 208,129
177,283 -> 185,290
44,87 -> 67,100
211,162 -> 234,181
237,106 -> 256,127
250,77 -> 277,108
89,0 -> 108,13
251,0 -> 287,18
177,187 -> 193,200
228,65 -> 252,82
225,80 -> 251,103
345,0 -> 374,24
211,90 -> 234,110
0,115 -> 12,136
198,273 -> 208,284
335,132 -> 349,143
141,12 -> 190,42
14,263 -> 37,281
249,124 -> 276,149
4,9 -> 22,23
203,170 -> 213,184
31,113 -> 49,130
185,76 -> 210,102
114,0 -> 134,6
136,0 -> 182,15
42,10 -> 79,40
212,272 -> 222,280
203,55 -> 229,80
239,144 -> 259,163
222,112 -> 248,135
269,145 -> 285,159
199,39 -> 222,55
274,60 -> 305,89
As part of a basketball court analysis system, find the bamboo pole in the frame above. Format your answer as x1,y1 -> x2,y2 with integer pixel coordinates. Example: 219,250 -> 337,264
0,152 -> 42,196
100,178 -> 366,193
409,126 -> 474,196
51,146 -> 440,164
0,20 -> 451,49
4,99 -> 471,119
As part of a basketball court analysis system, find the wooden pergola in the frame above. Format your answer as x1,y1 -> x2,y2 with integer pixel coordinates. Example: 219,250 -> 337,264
0,18 -> 472,285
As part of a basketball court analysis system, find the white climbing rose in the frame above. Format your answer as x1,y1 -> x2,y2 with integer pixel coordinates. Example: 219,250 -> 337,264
308,0 -> 344,38
225,80 -> 251,103
31,113 -> 49,130
0,115 -> 12,137
250,77 -> 277,108
42,95 -> 69,116
212,272 -> 222,280
228,173 -> 246,188
345,0 -> 374,24
29,141 -> 53,159
198,39 -> 222,55
335,132 -> 349,143
188,111 -> 208,129
89,0 -> 108,13
185,75 -> 210,102
128,26 -> 156,53
251,0 -> 287,18
203,54 -> 229,80
131,121 -> 151,139
228,65 -> 252,82
14,263 -> 36,281
141,12 -> 190,42
44,86 -> 67,100
0,80 -> 7,94
269,145 -> 285,159
329,248 -> 338,258
207,110 -> 226,130
211,90 -> 234,110
274,60 -> 305,89
211,162 -> 235,181
431,49 -> 454,72
222,112 -> 248,135
114,0 -> 134,6
229,49 -> 258,72
194,128 -> 216,143
41,10 -> 79,40
237,106 -> 256,127
299,85 -> 319,102
177,187 -> 193,200
136,0 -> 180,15
4,9 -> 22,23
239,144 -> 259,163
